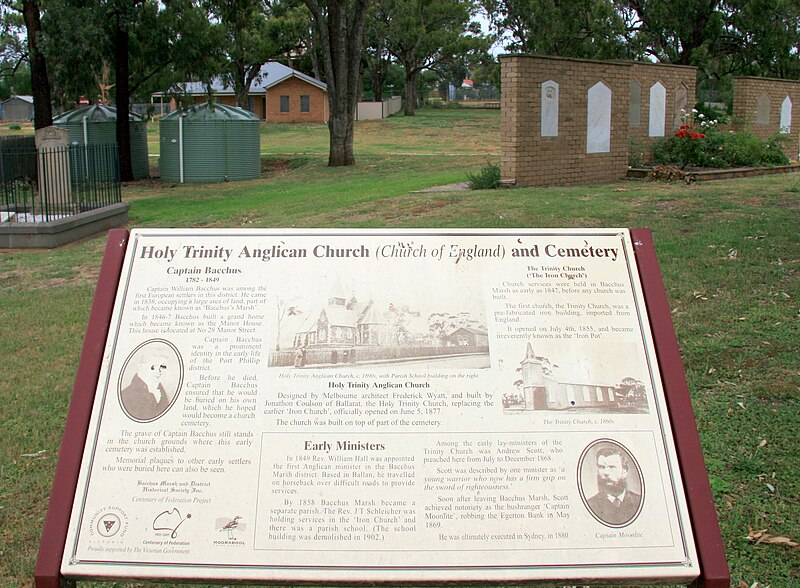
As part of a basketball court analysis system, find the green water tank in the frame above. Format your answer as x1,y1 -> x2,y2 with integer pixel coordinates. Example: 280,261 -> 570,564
53,105 -> 149,180
159,103 -> 260,183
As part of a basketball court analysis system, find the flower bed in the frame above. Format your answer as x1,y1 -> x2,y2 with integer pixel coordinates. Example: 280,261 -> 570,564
655,110 -> 791,169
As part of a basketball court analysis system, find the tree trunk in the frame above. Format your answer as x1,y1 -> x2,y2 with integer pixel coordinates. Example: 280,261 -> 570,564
305,0 -> 368,167
403,68 -> 417,116
21,0 -> 52,130
328,101 -> 355,166
115,18 -> 133,182
371,41 -> 388,101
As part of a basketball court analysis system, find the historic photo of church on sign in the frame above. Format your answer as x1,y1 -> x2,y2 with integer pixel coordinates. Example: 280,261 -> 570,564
503,343 -> 650,414
268,281 -> 489,370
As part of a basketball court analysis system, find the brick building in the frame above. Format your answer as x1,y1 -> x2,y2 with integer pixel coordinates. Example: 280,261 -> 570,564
157,62 -> 328,123
500,55 -> 696,187
732,77 -> 799,159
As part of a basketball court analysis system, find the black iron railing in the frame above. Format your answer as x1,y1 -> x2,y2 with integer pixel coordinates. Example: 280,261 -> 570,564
0,139 -> 121,222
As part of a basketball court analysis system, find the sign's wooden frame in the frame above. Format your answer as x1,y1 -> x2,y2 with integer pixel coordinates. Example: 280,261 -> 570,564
34,228 -> 730,588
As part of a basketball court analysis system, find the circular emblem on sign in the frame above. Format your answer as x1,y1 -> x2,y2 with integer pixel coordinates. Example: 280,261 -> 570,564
96,513 -> 122,537
88,507 -> 129,539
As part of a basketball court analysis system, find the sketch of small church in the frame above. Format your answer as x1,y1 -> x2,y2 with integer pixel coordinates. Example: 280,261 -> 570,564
513,343 -> 622,411
270,281 -> 490,368
442,327 -> 489,347
292,292 -> 390,349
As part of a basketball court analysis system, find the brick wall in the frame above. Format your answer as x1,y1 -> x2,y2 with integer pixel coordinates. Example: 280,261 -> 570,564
266,77 -> 328,123
501,56 -> 697,187
628,63 -> 697,162
501,56 -> 631,187
733,77 -> 800,159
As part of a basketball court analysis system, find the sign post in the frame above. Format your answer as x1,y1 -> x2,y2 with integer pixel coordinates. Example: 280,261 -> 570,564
37,228 -> 729,587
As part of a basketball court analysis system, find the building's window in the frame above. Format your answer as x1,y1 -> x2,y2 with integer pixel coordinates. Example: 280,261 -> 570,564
300,95 -> 310,113
280,95 -> 290,112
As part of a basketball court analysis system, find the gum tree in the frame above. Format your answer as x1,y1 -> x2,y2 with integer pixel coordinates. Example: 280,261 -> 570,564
303,0 -> 370,166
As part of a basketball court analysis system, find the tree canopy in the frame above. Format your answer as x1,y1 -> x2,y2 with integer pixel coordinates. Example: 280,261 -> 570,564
3,0 -> 800,166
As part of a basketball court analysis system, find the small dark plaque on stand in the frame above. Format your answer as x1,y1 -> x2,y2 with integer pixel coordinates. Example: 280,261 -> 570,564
37,228 -> 729,587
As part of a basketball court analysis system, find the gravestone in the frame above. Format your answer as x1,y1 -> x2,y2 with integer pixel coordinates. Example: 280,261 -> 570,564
35,126 -> 71,216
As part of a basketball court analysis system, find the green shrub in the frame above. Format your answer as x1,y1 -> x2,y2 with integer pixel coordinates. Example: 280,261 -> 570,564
628,138 -> 646,168
466,163 -> 500,190
652,125 -> 790,169
8,124 -> 21,131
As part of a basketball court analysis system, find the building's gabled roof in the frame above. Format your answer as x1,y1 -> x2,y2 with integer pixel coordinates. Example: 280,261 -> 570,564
359,302 -> 384,325
2,95 -> 34,105
447,326 -> 488,337
325,306 -> 360,328
160,62 -> 326,96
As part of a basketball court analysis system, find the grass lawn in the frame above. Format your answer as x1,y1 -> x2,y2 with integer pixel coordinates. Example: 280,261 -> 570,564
1,109 -> 798,588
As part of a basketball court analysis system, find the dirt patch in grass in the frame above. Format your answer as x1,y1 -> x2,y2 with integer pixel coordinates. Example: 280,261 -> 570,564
261,158 -> 293,176
409,199 -> 452,215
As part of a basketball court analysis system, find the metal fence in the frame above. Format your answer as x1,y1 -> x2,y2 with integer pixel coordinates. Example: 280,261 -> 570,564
0,139 -> 121,222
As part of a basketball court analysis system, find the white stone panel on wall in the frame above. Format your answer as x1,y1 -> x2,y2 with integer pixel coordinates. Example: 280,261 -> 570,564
541,81 -> 559,137
649,82 -> 666,137
756,93 -> 771,124
674,84 -> 688,128
630,80 -> 642,127
780,96 -> 792,133
587,82 -> 612,153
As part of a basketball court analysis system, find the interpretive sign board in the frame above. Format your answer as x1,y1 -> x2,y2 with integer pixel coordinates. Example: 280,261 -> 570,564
45,228 -> 726,586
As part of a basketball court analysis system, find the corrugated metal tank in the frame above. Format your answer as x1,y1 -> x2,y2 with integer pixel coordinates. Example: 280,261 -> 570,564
159,103 -> 260,183
53,105 -> 150,180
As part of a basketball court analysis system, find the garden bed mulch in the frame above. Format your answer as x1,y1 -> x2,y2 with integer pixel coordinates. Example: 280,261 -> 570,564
627,163 -> 800,181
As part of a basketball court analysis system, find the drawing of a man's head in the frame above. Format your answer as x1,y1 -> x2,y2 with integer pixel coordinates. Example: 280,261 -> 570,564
136,352 -> 169,393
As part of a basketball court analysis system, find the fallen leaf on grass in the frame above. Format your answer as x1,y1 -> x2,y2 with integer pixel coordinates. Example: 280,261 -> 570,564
746,527 -> 799,547
758,439 -> 767,448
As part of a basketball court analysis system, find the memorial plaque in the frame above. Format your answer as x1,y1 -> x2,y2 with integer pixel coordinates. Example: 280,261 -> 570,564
61,228 -> 700,584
